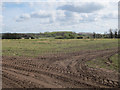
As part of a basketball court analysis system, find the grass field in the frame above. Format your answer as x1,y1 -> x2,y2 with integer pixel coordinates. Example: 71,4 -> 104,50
2,39 -> 119,88
2,39 -> 118,57
86,54 -> 118,71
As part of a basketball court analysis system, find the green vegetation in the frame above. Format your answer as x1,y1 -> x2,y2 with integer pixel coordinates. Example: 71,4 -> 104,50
2,39 -> 118,57
2,31 -> 78,39
2,39 -> 118,72
2,29 -> 120,39
86,54 -> 118,71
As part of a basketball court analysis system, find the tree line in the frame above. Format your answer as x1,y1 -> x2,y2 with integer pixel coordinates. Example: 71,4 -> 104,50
1,29 -> 120,39
93,29 -> 120,39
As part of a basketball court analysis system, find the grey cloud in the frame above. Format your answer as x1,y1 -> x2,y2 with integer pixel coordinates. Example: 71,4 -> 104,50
56,11 -> 74,23
57,12 -> 98,25
31,12 -> 51,18
16,14 -> 31,22
57,2 -> 104,13
64,11 -> 73,17
16,11 -> 52,22
102,13 -> 117,19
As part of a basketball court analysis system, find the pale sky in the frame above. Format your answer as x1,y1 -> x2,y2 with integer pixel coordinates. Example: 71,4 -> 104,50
0,0 -> 119,33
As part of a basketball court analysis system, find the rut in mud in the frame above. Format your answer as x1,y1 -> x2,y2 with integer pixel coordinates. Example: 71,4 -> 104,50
2,48 -> 119,88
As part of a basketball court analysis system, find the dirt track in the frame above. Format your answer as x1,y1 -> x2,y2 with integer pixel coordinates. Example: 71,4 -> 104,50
2,48 -> 119,88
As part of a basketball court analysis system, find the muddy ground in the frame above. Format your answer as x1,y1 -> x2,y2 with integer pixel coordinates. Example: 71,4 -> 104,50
2,48 -> 119,88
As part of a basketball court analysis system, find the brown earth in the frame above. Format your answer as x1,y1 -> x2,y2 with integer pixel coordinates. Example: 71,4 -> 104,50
2,48 -> 119,88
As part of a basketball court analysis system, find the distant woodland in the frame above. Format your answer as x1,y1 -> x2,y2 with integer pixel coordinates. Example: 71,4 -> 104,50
1,29 -> 120,39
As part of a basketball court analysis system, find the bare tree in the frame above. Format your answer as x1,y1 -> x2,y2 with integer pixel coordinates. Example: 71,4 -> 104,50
114,29 -> 118,38
109,29 -> 113,38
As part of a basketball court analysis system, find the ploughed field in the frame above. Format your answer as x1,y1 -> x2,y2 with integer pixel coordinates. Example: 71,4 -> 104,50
2,39 -> 119,88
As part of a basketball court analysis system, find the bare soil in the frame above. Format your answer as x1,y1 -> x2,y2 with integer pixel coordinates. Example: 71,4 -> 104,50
2,48 -> 119,88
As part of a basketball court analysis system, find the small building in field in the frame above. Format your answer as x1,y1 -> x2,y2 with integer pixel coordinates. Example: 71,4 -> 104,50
29,37 -> 32,39
21,37 -> 25,39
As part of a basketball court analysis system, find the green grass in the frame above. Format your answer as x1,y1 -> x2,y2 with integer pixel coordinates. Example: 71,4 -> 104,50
2,39 -> 118,71
86,54 -> 118,71
2,39 -> 118,57
110,54 -> 118,69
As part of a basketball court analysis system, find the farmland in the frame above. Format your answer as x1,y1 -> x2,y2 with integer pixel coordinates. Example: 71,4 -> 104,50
2,39 -> 119,88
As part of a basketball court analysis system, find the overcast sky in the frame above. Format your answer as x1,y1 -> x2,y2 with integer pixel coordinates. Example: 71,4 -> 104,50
1,0 -> 119,33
